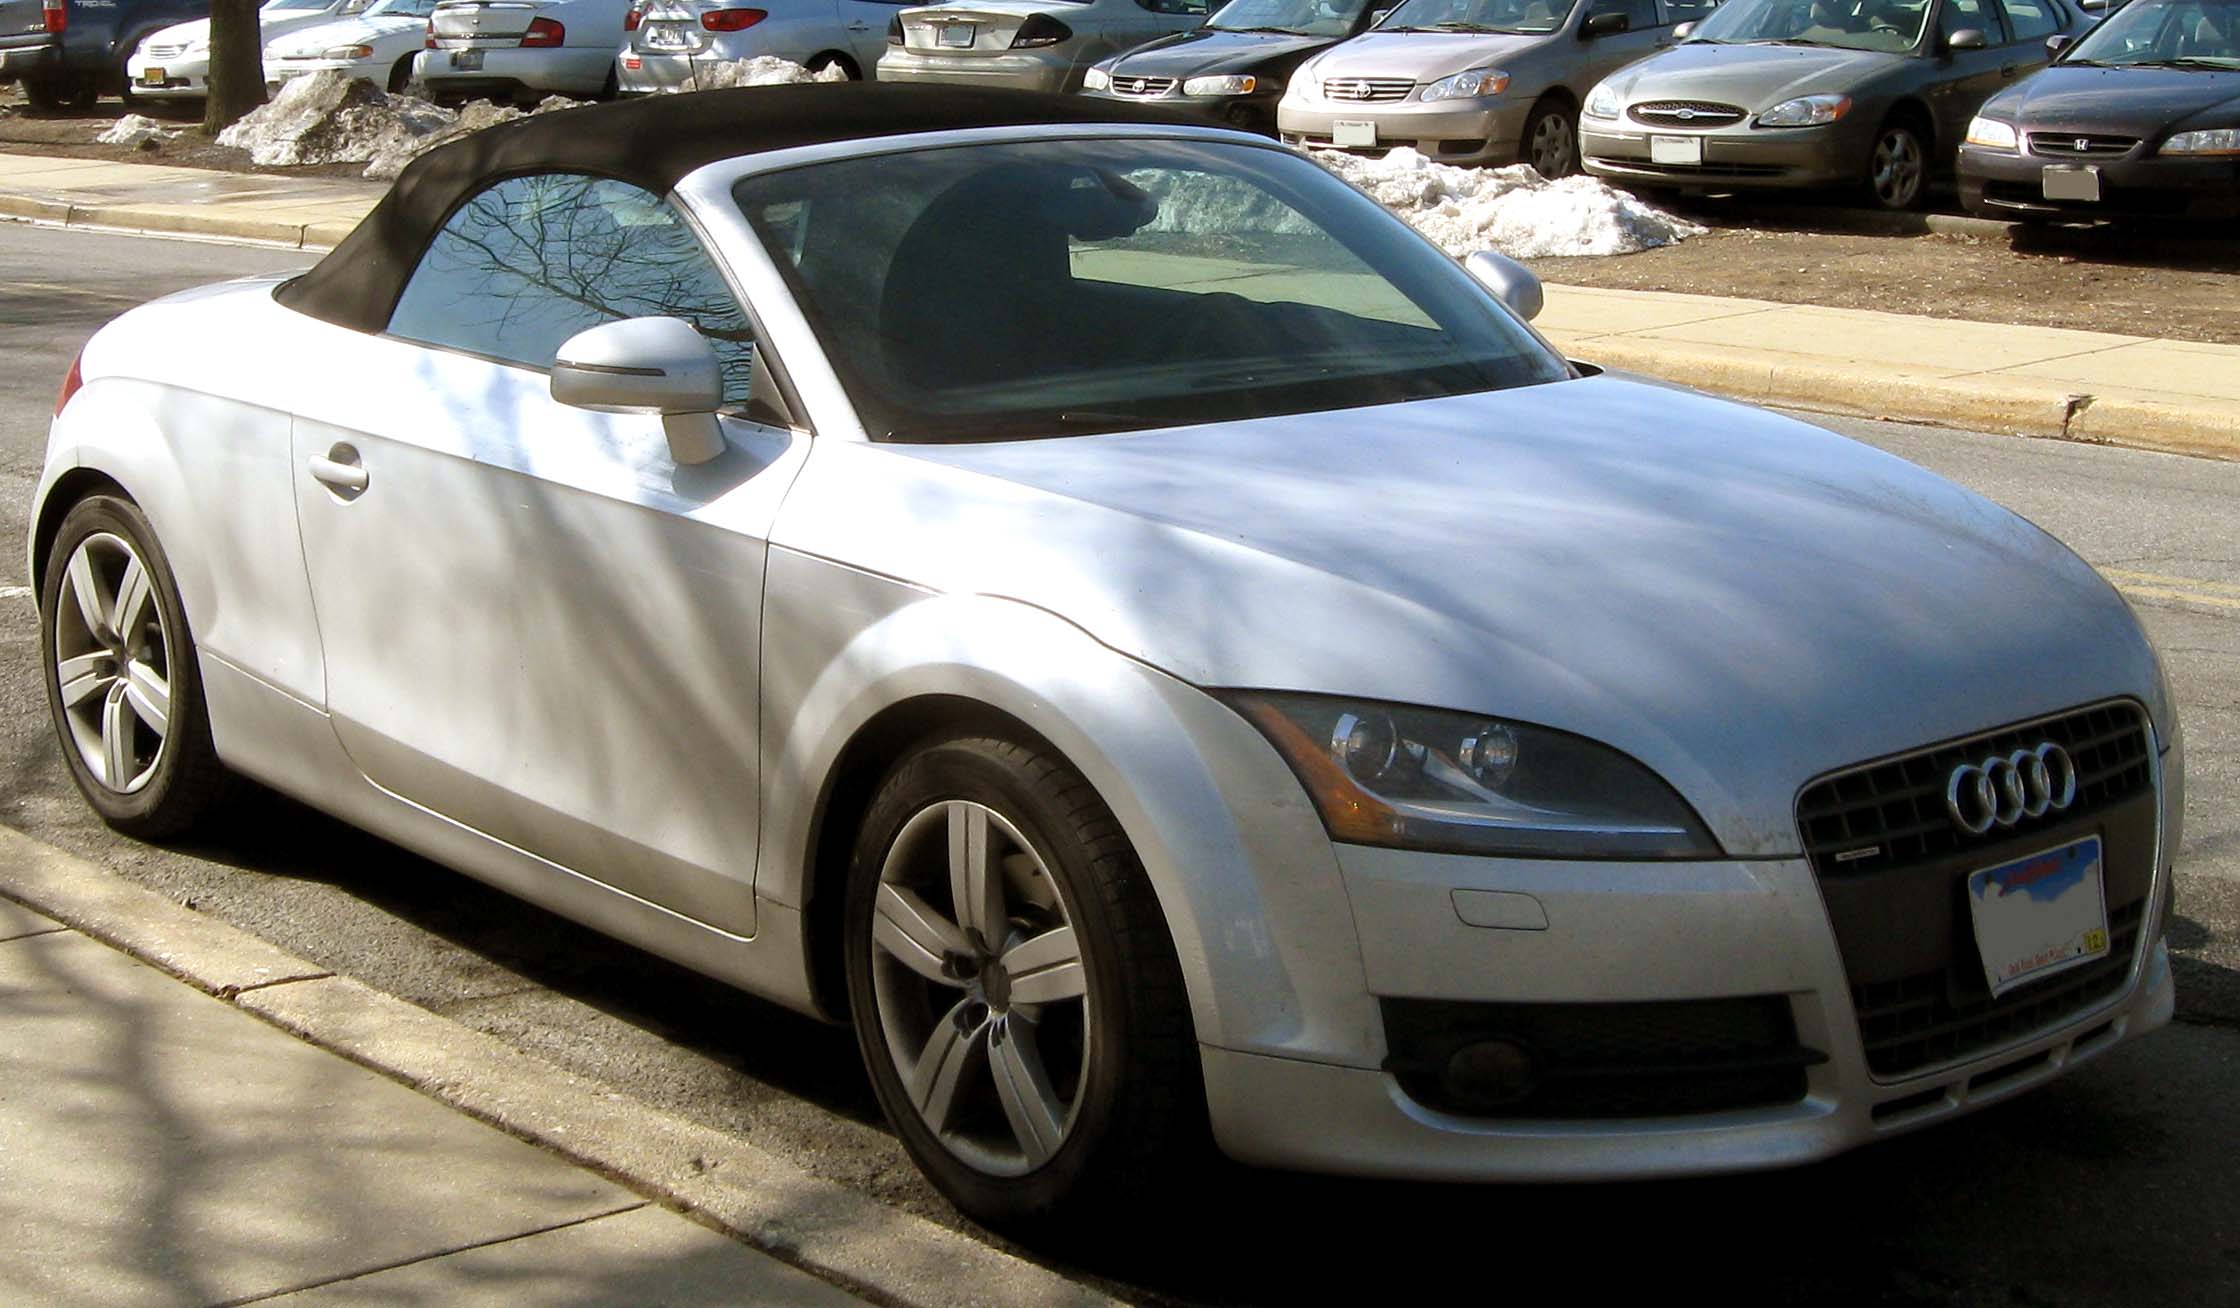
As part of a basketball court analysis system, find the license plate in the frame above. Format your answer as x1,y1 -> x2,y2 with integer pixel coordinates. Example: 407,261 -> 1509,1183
937,23 -> 975,47
450,49 -> 484,70
1650,134 -> 1703,165
1333,119 -> 1377,148
1964,835 -> 2111,998
140,67 -> 166,85
2042,165 -> 2101,202
645,23 -> 689,47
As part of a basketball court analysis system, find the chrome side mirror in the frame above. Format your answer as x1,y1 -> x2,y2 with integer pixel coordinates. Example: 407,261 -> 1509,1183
1673,19 -> 1696,37
1946,27 -> 1988,50
2077,0 -> 2105,10
1463,250 -> 1544,322
551,316 -> 726,465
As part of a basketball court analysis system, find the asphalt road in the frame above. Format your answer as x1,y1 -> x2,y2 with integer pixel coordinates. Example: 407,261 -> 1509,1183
3,222 -> 2236,1306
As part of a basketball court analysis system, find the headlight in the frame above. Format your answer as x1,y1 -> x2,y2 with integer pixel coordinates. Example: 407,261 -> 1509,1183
1964,116 -> 2017,150
1419,67 -> 1509,103
185,37 -> 209,54
1756,94 -> 1851,127
1083,65 -> 1111,91
1584,80 -> 1620,119
1226,692 -> 1718,859
324,44 -> 375,60
2162,128 -> 2240,156
1184,73 -> 1256,96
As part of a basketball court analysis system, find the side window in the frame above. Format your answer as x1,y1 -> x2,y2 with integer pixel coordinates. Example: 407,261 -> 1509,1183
1590,0 -> 1663,29
388,174 -> 757,409
1938,0 -> 2005,41
1138,0 -> 1210,14
1996,0 -> 2058,38
1664,0 -> 1720,22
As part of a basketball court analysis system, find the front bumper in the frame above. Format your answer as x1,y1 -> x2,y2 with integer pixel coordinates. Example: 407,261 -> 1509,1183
266,58 -> 384,93
1087,85 -> 1276,133
1581,118 -> 1870,191
1277,94 -> 1529,166
876,48 -> 1074,94
126,55 -> 211,99
417,45 -> 614,97
1959,144 -> 2240,222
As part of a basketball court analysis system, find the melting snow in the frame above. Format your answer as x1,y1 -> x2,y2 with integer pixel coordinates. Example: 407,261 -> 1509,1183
214,71 -> 586,179
675,55 -> 852,90
1311,148 -> 1703,258
98,114 -> 182,148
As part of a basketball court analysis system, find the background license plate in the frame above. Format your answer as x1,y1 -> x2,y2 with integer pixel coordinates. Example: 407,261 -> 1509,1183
1333,120 -> 1377,148
451,49 -> 484,69
938,23 -> 975,47
1965,836 -> 2110,997
140,68 -> 166,85
1650,135 -> 1703,165
2043,165 -> 2101,202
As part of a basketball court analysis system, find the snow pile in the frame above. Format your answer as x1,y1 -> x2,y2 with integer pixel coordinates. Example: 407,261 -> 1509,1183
676,55 -> 851,91
98,114 -> 182,148
214,70 -> 586,179
1312,148 -> 1703,258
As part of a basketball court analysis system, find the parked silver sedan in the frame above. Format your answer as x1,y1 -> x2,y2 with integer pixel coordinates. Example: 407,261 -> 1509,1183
879,0 -> 1209,91
616,0 -> 897,90
33,84 -> 2180,1230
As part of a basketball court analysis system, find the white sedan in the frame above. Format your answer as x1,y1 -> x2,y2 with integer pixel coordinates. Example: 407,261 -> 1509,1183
128,0 -> 370,101
263,0 -> 440,94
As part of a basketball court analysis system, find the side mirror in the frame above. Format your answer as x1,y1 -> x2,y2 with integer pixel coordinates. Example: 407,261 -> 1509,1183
1368,6 -> 1391,26
1673,19 -> 1696,37
1582,10 -> 1630,36
1464,250 -> 1543,321
1945,26 -> 1987,50
551,316 -> 727,465
2077,0 -> 2105,10
2045,32 -> 2072,55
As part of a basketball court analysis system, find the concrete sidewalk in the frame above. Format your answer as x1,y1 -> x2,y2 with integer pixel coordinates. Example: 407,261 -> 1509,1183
2,149 -> 2234,460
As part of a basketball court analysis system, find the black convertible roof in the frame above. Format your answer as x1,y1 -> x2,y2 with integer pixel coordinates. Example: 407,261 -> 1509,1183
276,83 -> 1208,335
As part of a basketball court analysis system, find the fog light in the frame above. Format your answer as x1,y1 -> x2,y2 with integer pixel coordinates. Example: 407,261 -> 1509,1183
1441,1038 -> 1538,1110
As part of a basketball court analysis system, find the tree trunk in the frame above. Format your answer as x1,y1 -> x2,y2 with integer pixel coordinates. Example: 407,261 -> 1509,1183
202,0 -> 267,135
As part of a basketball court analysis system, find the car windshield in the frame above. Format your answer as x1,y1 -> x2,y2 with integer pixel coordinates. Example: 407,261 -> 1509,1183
2064,0 -> 2240,66
1375,0 -> 1572,35
732,138 -> 1567,443
1687,0 -> 1928,51
265,0 -> 332,10
366,0 -> 435,15
1207,0 -> 1374,36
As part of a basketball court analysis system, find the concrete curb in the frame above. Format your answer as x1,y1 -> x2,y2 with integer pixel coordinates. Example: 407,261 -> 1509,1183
0,825 -> 1123,1308
1680,202 -> 2023,241
0,193 -> 331,249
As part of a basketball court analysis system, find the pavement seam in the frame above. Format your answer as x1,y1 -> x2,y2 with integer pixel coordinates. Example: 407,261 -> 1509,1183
209,1200 -> 652,1308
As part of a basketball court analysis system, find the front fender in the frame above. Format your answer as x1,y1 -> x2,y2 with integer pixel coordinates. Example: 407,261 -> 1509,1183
757,548 -> 1381,1066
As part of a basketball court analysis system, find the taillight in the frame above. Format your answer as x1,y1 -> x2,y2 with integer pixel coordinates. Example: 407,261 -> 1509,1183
700,7 -> 764,30
1009,13 -> 1070,47
55,351 -> 83,417
886,13 -> 902,43
42,0 -> 65,34
424,18 -> 436,47
622,3 -> 642,30
522,16 -> 564,46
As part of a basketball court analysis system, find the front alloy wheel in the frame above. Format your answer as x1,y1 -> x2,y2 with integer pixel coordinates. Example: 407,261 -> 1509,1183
1868,122 -> 1927,210
1523,101 -> 1578,179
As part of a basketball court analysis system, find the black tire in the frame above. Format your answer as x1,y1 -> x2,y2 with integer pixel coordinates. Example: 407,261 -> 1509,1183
21,74 -> 98,113
40,495 -> 235,839
843,734 -> 1199,1232
1520,97 -> 1579,179
1865,116 -> 1929,211
388,56 -> 416,94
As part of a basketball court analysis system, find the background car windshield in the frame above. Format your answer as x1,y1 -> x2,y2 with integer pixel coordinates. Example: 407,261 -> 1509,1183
266,0 -> 335,10
1207,0 -> 1373,35
1689,0 -> 1928,51
1377,0 -> 1572,33
366,0 -> 435,16
733,139 -> 1567,443
2066,0 -> 2240,64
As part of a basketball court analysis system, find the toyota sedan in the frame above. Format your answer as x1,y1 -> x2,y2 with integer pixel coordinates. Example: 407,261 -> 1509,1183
34,83 -> 2181,1229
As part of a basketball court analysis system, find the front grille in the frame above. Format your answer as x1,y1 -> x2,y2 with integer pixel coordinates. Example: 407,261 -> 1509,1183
1854,902 -> 2142,1076
1603,159 -> 1788,177
2028,132 -> 2139,158
1320,76 -> 1412,103
1106,74 -> 1175,97
1799,702 -> 2151,874
143,42 -> 189,59
1382,996 -> 1821,1119
1629,99 -> 1746,127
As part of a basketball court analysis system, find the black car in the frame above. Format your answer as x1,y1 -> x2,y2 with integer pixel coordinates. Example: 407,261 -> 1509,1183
1081,0 -> 1380,133
1959,0 -> 2240,219
0,0 -> 207,110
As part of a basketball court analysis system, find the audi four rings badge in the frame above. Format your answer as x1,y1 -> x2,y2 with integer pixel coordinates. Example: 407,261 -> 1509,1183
1946,743 -> 2078,835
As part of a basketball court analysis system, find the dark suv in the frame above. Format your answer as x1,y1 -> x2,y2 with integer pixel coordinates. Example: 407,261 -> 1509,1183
1,0 -> 208,110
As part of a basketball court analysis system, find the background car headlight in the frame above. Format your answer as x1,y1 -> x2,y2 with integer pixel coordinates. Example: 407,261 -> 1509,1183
1585,80 -> 1620,119
1419,67 -> 1508,103
324,44 -> 375,60
2161,128 -> 2240,156
1756,94 -> 1851,127
1964,116 -> 2018,150
1226,692 -> 1718,859
1184,73 -> 1256,96
1083,65 -> 1111,91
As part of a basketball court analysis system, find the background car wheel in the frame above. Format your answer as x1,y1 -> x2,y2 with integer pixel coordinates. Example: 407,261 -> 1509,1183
40,495 -> 236,839
1520,98 -> 1579,179
388,56 -> 416,94
843,735 -> 1199,1231
21,74 -> 98,113
1866,117 -> 1929,211
805,51 -> 860,80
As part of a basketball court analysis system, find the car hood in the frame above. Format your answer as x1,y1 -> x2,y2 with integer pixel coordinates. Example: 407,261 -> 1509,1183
267,15 -> 424,53
1609,41 -> 1904,107
1111,27 -> 1333,78
1303,29 -> 1553,83
1983,64 -> 2240,133
145,17 -> 210,43
777,377 -> 2159,857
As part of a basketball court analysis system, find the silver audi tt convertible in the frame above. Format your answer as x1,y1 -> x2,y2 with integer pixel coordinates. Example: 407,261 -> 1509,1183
33,84 -> 2182,1228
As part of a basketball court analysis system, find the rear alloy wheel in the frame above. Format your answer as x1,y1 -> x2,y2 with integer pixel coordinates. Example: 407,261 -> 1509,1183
41,496 -> 233,838
1521,99 -> 1579,179
844,736 -> 1197,1230
1867,120 -> 1928,211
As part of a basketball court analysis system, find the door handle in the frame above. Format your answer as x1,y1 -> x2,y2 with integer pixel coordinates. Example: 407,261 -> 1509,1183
309,445 -> 369,499
846,20 -> 872,29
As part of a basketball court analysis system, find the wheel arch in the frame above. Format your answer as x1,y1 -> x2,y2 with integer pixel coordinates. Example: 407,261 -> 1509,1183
31,467 -> 133,598
1884,96 -> 1935,150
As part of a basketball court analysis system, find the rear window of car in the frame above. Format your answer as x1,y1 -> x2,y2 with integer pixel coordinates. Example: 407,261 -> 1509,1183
730,138 -> 1568,443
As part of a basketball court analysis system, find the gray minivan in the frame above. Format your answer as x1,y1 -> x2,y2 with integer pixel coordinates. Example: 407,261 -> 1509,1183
1275,0 -> 1711,175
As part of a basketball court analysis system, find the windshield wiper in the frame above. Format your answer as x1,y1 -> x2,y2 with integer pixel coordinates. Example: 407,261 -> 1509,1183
1747,37 -> 1827,45
2120,57 -> 2240,69
1422,20 -> 1505,30
1215,24 -> 1304,33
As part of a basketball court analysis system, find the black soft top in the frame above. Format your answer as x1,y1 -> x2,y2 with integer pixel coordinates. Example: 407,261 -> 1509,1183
275,83 -> 1208,335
